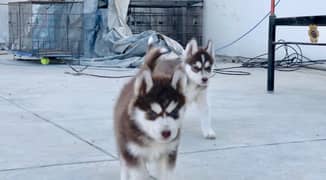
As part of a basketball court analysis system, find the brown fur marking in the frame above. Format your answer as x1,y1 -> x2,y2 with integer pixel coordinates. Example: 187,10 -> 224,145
186,48 -> 214,66
114,48 -> 186,167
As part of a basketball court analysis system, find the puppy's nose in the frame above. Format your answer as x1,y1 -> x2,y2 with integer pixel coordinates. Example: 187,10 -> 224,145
161,130 -> 171,139
202,77 -> 208,83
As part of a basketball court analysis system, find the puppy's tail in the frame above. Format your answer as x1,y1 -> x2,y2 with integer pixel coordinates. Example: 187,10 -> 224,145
144,47 -> 168,72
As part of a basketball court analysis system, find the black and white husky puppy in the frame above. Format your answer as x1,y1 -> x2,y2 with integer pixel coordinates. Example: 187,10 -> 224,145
183,39 -> 216,139
153,38 -> 216,139
114,46 -> 187,180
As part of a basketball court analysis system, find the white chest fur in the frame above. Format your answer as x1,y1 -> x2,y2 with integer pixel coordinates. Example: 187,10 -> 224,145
127,140 -> 179,160
185,82 -> 204,103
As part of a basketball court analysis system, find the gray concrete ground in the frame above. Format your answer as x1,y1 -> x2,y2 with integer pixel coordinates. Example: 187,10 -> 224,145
1,54 -> 326,180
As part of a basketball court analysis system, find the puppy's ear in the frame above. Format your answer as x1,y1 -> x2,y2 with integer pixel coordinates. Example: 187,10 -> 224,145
171,68 -> 187,94
206,40 -> 215,59
134,70 -> 153,97
184,39 -> 198,57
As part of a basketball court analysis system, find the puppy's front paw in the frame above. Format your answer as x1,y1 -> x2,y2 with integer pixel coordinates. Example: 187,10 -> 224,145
203,129 -> 216,139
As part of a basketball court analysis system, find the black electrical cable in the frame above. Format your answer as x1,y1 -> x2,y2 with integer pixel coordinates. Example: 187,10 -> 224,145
213,66 -> 251,76
64,71 -> 134,78
215,0 -> 281,52
65,64 -> 134,78
213,40 -> 326,76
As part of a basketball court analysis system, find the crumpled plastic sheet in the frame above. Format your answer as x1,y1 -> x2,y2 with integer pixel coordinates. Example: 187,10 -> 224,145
80,8 -> 184,68
8,0 -> 185,68
80,28 -> 184,68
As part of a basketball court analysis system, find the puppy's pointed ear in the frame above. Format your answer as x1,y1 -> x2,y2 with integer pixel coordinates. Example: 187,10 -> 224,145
134,70 -> 153,97
184,39 -> 198,57
206,40 -> 215,58
171,68 -> 187,94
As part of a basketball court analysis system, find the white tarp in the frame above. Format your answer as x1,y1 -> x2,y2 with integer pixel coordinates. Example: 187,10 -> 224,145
6,0 -> 184,67
81,0 -> 184,67
108,0 -> 132,36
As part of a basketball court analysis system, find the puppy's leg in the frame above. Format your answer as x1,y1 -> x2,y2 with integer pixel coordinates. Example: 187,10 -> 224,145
120,151 -> 151,180
120,159 -> 128,180
154,152 -> 177,180
197,90 -> 216,139
128,159 -> 152,180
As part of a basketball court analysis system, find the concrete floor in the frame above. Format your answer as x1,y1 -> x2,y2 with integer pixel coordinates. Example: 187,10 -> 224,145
1,54 -> 326,180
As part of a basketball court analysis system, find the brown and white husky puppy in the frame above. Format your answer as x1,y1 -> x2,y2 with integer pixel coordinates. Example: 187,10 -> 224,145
114,46 -> 187,180
152,38 -> 216,139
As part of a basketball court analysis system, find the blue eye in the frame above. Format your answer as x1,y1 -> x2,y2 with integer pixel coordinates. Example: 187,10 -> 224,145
192,66 -> 200,72
147,110 -> 158,120
168,109 -> 179,119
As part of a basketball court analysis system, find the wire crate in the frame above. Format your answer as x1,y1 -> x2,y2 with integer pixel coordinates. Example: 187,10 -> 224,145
127,0 -> 203,46
8,1 -> 84,58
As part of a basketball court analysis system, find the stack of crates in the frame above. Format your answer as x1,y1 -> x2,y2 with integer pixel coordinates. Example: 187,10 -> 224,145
127,0 -> 203,46
8,1 -> 84,58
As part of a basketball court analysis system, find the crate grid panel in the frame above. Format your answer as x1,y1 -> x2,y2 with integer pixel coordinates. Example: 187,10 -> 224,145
8,1 -> 84,57
127,0 -> 203,46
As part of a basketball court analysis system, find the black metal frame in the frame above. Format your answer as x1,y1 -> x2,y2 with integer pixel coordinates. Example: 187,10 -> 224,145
267,15 -> 326,91
128,0 -> 202,8
127,0 -> 203,46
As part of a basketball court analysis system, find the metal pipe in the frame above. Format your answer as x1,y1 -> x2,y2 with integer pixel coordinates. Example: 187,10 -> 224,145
267,15 -> 276,92
271,0 -> 275,15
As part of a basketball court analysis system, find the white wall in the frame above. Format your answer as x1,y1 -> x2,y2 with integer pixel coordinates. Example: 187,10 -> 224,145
204,0 -> 326,59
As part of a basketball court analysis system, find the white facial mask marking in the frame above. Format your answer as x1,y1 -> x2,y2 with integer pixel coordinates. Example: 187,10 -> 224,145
166,101 -> 178,113
201,54 -> 205,63
205,61 -> 211,68
151,103 -> 162,114
134,107 -> 183,143
195,61 -> 202,69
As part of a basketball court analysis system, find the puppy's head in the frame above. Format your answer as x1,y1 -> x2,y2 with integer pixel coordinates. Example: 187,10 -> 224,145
130,49 -> 187,144
183,39 -> 215,86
